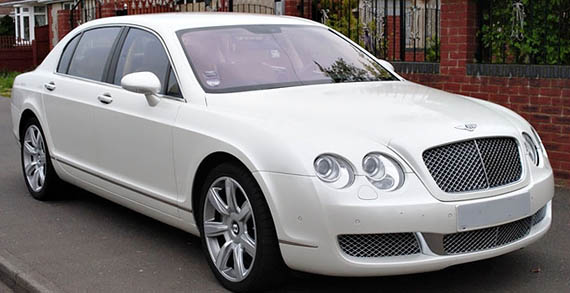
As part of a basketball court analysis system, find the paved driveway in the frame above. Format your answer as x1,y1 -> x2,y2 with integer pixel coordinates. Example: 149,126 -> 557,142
0,97 -> 569,292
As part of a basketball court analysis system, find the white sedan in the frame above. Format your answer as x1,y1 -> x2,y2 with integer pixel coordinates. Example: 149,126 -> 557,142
10,13 -> 553,292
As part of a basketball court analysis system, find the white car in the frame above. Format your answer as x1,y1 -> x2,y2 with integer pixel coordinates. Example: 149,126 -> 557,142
10,13 -> 553,292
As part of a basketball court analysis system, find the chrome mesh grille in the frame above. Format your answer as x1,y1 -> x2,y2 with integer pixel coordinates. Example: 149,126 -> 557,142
338,233 -> 420,258
443,217 -> 531,255
423,137 -> 522,193
532,205 -> 547,226
442,205 -> 546,255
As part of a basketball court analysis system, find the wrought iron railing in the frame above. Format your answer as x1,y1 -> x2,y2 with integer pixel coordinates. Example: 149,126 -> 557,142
70,0 -> 102,29
476,0 -> 570,65
320,0 -> 440,62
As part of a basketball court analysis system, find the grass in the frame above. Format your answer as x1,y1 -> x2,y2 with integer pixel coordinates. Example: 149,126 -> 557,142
0,72 -> 19,97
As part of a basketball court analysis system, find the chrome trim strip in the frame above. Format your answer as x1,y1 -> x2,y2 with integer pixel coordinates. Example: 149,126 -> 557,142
415,232 -> 438,256
278,239 -> 318,248
53,157 -> 192,213
473,140 -> 491,187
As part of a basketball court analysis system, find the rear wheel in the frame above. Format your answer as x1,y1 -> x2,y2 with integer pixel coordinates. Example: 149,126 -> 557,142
198,163 -> 286,292
20,118 -> 61,200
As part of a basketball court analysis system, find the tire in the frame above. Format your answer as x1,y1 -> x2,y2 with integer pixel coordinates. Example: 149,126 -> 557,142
198,162 -> 287,292
20,117 -> 61,200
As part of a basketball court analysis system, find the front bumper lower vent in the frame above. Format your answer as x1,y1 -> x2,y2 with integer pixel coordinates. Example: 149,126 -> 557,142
442,205 -> 547,255
337,205 -> 547,258
338,233 -> 420,258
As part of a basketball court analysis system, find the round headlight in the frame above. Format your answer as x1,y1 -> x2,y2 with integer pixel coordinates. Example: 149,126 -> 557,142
362,153 -> 404,191
314,154 -> 355,189
523,132 -> 539,166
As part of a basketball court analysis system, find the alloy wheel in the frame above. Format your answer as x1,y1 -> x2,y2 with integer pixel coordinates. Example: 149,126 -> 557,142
22,125 -> 47,192
203,176 -> 257,282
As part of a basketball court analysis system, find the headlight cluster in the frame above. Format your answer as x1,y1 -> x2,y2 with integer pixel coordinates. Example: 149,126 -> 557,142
314,153 -> 404,191
522,132 -> 540,166
314,155 -> 355,189
362,153 -> 404,191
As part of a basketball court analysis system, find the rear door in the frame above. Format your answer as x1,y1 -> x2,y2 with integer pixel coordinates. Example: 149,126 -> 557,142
43,26 -> 122,173
91,27 -> 183,215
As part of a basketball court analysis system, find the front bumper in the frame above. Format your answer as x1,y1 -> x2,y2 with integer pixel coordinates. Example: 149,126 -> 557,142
253,166 -> 554,277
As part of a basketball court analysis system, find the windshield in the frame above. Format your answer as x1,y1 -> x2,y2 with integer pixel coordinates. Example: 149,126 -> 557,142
177,25 -> 397,93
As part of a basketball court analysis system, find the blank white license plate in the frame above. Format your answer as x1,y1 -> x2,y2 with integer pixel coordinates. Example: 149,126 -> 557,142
457,192 -> 530,231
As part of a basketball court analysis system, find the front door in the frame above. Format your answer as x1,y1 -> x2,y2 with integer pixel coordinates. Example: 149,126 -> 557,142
91,27 -> 182,215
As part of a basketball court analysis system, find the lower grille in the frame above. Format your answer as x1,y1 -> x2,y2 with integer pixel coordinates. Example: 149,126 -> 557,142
338,233 -> 420,258
532,205 -> 547,226
443,205 -> 547,255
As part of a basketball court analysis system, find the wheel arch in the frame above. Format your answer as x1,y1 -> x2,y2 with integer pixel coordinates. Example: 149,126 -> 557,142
18,108 -> 40,142
190,151 -> 279,235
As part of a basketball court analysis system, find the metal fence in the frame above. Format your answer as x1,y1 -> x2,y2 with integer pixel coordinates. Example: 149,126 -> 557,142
476,0 -> 570,65
70,0 -> 101,29
0,35 -> 32,48
322,0 -> 440,62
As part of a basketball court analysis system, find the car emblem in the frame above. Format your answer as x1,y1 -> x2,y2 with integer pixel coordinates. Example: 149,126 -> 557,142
455,123 -> 478,132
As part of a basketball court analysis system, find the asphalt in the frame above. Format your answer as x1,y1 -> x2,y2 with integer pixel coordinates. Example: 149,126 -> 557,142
0,96 -> 569,292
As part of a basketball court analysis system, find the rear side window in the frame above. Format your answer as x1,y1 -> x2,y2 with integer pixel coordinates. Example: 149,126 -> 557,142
57,34 -> 80,73
113,28 -> 169,93
67,27 -> 121,81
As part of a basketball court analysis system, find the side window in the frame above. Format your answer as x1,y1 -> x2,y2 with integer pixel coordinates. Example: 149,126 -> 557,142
166,68 -> 181,98
57,34 -> 80,74
113,28 -> 169,93
67,27 -> 121,81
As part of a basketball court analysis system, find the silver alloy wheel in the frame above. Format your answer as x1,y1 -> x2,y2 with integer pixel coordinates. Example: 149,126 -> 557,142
203,177 -> 257,282
22,125 -> 47,192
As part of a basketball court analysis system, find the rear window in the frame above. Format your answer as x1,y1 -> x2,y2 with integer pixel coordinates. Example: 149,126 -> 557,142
177,25 -> 396,93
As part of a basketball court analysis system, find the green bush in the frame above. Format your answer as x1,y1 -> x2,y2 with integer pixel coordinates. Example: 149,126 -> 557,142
480,0 -> 570,65
0,15 -> 15,36
0,72 -> 19,97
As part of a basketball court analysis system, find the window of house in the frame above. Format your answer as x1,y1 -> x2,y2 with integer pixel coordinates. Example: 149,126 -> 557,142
13,5 -> 49,41
67,27 -> 121,81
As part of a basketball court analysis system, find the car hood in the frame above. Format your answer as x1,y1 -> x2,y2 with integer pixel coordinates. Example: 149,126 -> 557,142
205,81 -> 523,152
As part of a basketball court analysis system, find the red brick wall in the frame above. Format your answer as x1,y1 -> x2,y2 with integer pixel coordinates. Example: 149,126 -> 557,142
57,9 -> 71,40
0,0 -> 12,17
284,0 -> 311,18
400,0 -> 570,186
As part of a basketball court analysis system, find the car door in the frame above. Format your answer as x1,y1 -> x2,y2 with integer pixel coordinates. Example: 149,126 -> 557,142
91,27 -> 182,215
43,27 -> 122,173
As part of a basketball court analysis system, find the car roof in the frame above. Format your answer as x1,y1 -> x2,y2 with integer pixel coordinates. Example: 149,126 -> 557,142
83,12 -> 322,30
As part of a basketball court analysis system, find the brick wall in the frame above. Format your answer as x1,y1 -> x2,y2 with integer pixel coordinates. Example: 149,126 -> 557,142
284,0 -> 311,18
0,0 -> 12,17
399,0 -> 570,186
56,9 -> 71,41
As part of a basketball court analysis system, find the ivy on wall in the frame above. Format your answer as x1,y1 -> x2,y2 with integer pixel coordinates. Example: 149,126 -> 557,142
479,0 -> 570,65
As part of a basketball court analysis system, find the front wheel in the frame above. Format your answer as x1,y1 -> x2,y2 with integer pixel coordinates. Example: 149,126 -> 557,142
198,163 -> 286,292
20,118 -> 61,200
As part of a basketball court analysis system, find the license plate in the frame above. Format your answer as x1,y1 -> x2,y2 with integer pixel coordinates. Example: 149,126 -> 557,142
457,192 -> 530,231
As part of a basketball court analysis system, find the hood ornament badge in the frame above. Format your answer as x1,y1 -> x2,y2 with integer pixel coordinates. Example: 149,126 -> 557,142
455,123 -> 478,132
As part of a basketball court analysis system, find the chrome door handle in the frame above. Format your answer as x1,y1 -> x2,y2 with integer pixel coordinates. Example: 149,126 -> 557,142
44,82 -> 56,91
97,94 -> 113,104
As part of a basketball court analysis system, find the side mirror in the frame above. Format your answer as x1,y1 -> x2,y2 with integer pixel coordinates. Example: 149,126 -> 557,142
121,72 -> 161,106
378,60 -> 395,72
